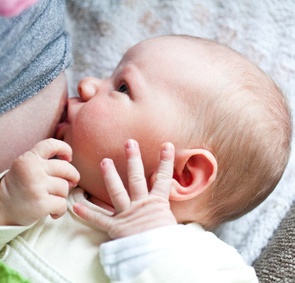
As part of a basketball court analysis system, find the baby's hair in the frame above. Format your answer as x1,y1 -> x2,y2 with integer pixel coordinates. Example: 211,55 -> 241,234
176,35 -> 292,229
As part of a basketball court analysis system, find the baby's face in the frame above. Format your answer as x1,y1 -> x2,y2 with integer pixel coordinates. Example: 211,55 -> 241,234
58,36 -> 199,207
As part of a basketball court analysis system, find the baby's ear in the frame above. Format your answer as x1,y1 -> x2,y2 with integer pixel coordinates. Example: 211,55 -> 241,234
170,148 -> 217,201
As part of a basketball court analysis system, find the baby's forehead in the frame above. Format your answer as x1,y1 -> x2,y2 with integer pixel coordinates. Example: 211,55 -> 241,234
125,36 -> 243,71
123,37 -> 172,62
122,36 -> 260,96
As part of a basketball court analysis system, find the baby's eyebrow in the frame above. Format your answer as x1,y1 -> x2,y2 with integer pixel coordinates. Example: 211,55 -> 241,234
120,64 -> 145,98
119,63 -> 137,77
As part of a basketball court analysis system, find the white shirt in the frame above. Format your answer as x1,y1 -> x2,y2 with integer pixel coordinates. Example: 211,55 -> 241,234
0,181 -> 258,282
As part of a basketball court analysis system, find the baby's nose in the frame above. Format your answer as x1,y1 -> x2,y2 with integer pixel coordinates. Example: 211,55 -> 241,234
77,77 -> 100,101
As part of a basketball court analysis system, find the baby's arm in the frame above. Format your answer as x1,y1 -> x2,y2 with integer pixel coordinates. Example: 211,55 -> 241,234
0,138 -> 80,226
73,139 -> 177,238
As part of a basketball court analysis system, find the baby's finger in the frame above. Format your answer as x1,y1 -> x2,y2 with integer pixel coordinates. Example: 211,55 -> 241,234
73,202 -> 112,232
47,177 -> 71,198
125,139 -> 148,200
46,159 -> 80,188
100,158 -> 130,213
31,138 -> 73,162
48,195 -> 68,219
151,142 -> 175,199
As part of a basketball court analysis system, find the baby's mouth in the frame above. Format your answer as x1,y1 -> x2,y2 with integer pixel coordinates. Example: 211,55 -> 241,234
55,103 -> 68,140
60,102 -> 68,123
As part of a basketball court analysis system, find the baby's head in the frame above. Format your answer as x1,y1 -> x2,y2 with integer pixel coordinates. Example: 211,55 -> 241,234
60,35 -> 291,230
169,36 -> 292,229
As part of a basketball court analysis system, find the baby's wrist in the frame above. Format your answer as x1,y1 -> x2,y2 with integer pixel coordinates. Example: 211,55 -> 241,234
0,171 -> 20,226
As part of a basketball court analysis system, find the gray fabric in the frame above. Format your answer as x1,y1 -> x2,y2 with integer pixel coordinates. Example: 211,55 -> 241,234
253,200 -> 295,282
0,0 -> 71,115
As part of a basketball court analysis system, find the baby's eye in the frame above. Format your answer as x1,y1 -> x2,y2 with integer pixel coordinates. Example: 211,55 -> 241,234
117,83 -> 129,95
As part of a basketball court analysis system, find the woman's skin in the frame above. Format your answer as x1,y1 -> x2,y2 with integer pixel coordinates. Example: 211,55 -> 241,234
0,73 -> 68,172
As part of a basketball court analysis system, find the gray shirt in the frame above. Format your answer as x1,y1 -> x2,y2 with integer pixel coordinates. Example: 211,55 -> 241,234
0,0 -> 71,114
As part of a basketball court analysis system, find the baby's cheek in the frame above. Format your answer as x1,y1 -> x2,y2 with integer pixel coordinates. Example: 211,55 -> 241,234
72,108 -> 111,155
84,102 -> 114,126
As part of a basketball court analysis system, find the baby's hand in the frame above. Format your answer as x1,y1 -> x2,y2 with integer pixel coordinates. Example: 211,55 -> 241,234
0,138 -> 80,226
74,139 -> 177,239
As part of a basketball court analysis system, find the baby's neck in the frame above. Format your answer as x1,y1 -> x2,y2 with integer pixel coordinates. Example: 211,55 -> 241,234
88,195 -> 115,213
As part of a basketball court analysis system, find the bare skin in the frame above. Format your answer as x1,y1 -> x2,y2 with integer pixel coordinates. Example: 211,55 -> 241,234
74,139 -> 177,239
0,73 -> 68,172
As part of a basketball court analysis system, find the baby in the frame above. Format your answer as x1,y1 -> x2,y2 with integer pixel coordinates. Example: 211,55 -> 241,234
60,34 -> 291,230
0,35 -> 291,282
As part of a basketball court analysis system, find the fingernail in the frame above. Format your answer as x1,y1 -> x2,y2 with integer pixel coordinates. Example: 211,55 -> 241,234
162,142 -> 173,152
101,158 -> 113,167
125,139 -> 137,149
68,181 -> 75,188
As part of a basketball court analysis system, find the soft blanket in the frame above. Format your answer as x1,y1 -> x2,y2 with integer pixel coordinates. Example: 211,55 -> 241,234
65,0 -> 295,265
253,198 -> 295,282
